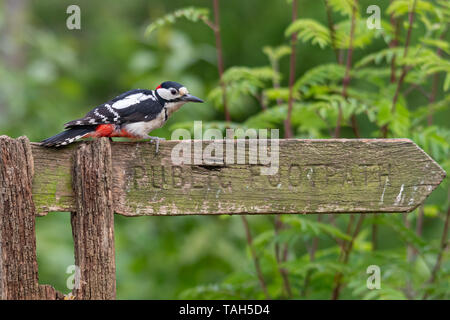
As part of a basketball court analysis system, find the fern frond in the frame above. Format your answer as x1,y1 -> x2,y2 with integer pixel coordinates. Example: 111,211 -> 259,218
335,19 -> 375,49
327,0 -> 359,18
263,87 -> 296,102
387,0 -> 434,18
294,63 -> 346,92
262,46 -> 292,62
420,38 -> 450,55
285,19 -> 330,49
354,47 -> 405,68
145,7 -> 210,36
222,66 -> 278,88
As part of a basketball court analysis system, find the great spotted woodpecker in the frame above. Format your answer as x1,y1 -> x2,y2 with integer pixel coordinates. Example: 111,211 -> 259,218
41,81 -> 203,152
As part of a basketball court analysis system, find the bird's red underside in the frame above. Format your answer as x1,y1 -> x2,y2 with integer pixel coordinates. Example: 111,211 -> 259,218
84,124 -> 137,138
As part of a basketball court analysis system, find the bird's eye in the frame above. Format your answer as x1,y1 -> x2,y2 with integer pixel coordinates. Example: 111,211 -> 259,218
170,89 -> 177,95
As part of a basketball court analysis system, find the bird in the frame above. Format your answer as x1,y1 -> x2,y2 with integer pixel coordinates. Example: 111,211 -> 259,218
40,81 -> 204,153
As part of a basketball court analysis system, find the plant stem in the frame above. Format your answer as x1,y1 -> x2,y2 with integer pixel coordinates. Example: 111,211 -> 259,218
301,215 -> 322,297
335,0 -> 357,138
389,0 -> 400,83
323,0 -> 339,62
381,0 -> 417,137
428,25 -> 448,125
423,197 -> 450,299
331,214 -> 364,300
267,54 -> 283,106
371,218 -> 378,251
284,0 -> 298,139
211,0 -> 231,122
241,216 -> 271,299
273,215 -> 292,298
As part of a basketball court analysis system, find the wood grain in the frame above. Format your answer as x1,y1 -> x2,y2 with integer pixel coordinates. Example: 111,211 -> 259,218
71,138 -> 116,299
30,139 -> 446,216
0,136 -> 63,299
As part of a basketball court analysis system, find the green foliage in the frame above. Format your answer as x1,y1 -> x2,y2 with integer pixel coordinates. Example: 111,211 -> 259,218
2,0 -> 449,300
327,0 -> 359,17
145,7 -> 210,36
286,19 -> 331,49
262,46 -> 292,62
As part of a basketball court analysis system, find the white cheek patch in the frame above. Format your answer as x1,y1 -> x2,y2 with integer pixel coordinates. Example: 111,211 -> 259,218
156,88 -> 174,100
157,88 -> 183,100
112,93 -> 153,109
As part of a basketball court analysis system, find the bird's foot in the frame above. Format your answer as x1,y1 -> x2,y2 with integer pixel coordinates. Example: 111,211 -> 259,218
147,136 -> 166,154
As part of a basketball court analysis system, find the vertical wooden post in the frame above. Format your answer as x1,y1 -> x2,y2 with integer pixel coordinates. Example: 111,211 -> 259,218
0,136 -> 40,299
71,138 -> 116,299
0,136 -> 61,299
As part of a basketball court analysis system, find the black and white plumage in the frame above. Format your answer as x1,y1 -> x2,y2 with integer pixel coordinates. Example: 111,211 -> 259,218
41,81 -> 203,149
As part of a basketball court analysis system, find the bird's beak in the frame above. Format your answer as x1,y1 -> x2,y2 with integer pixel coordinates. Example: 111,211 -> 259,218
181,94 -> 204,103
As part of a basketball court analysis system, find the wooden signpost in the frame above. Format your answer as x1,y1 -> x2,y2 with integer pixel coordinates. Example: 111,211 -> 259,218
0,136 -> 446,299
31,138 -> 445,216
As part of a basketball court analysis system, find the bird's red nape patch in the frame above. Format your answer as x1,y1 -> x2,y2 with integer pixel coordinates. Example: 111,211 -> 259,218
156,84 -> 162,90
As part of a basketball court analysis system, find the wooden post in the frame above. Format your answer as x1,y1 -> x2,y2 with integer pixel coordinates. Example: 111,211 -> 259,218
71,138 -> 116,299
0,136 -> 62,299
0,137 -> 446,300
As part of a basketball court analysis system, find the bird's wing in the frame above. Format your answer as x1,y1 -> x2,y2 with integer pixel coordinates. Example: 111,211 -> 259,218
64,89 -> 163,128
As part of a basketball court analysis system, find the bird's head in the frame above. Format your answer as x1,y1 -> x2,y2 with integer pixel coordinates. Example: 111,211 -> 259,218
155,81 -> 204,106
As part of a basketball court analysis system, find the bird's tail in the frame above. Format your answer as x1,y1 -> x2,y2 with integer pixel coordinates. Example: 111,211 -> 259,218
40,126 -> 95,147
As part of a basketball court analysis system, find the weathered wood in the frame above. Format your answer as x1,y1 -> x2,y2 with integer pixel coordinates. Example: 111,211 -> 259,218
71,138 -> 116,299
0,136 -> 63,300
0,136 -> 40,299
31,139 -> 446,216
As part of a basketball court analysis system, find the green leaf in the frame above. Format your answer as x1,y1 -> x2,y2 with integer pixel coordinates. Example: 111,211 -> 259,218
421,38 -> 450,55
281,216 -> 352,241
376,216 -> 427,250
285,19 -> 331,49
355,47 -> 405,68
335,19 -> 375,49
387,0 -> 434,18
262,45 -> 292,62
294,63 -> 346,93
145,7 -> 210,36
327,0 -> 359,17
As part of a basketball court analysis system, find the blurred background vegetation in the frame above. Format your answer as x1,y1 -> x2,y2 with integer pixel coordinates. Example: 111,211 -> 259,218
0,0 -> 448,299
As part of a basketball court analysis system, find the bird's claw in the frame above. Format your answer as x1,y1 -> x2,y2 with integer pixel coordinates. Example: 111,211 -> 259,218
147,136 -> 165,154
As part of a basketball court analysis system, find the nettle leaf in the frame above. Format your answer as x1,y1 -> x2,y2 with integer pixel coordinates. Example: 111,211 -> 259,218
145,7 -> 210,36
285,19 -> 331,49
